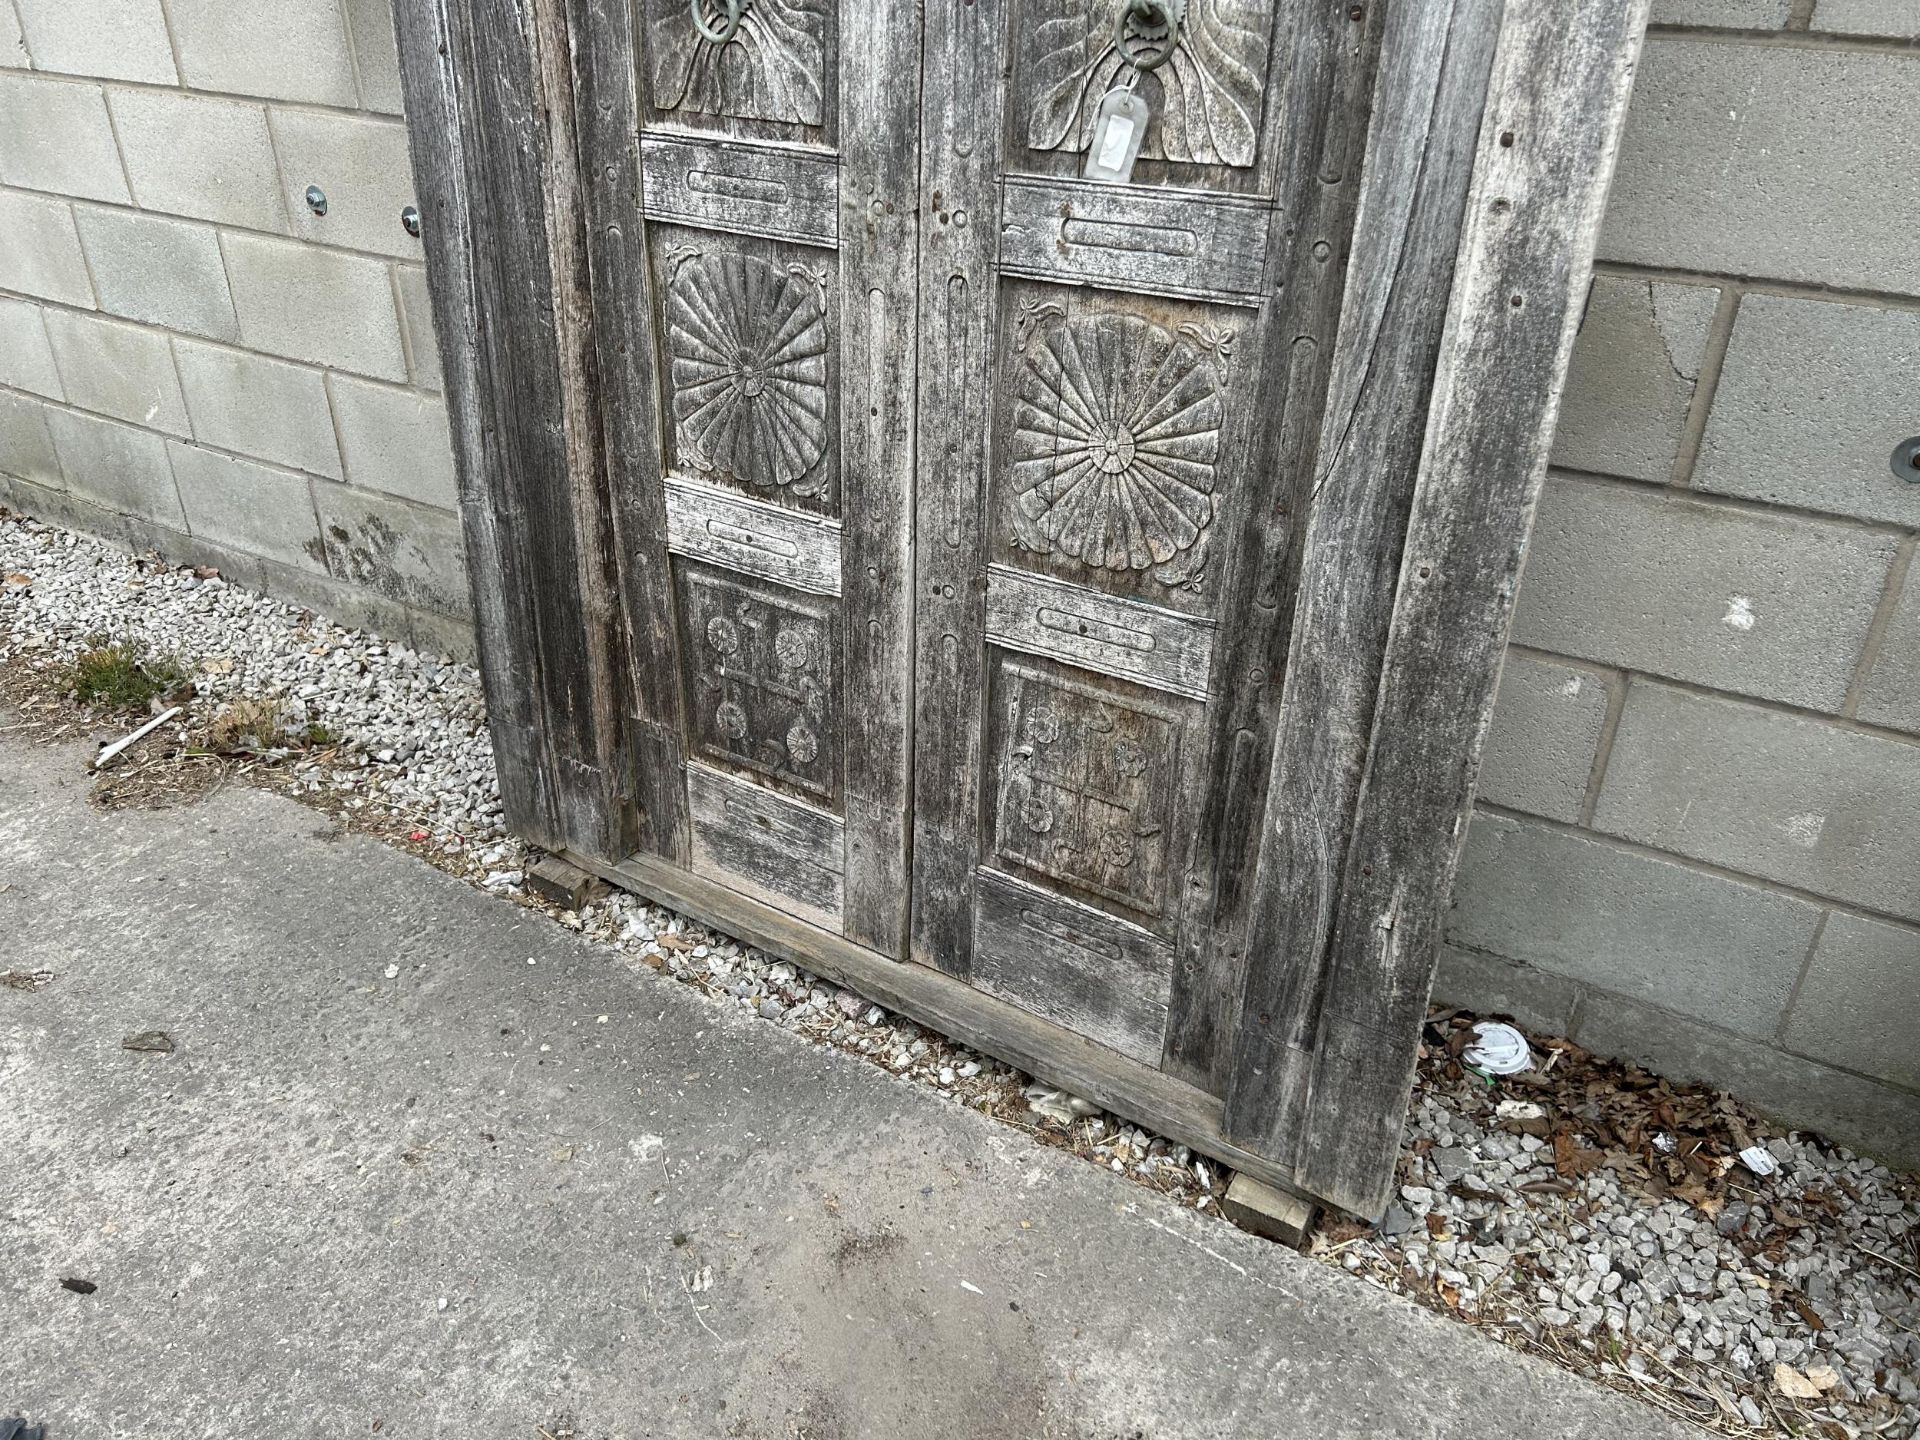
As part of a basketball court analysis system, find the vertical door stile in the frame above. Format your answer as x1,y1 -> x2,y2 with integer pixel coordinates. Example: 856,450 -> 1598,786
911,0 -> 1008,977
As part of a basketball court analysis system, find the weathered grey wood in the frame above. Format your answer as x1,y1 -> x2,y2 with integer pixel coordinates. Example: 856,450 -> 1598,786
1285,0 -> 1654,1220
973,867 -> 1172,1067
998,178 -> 1269,304
1220,1173 -> 1318,1250
567,0 -> 691,863
909,0 -> 1007,977
640,134 -> 840,247
664,475 -> 843,596
833,0 -> 922,958
687,761 -> 845,933
1160,0 -> 1386,1091
565,842 -> 1317,1213
985,565 -> 1214,700
642,0 -> 830,128
391,0 -> 553,847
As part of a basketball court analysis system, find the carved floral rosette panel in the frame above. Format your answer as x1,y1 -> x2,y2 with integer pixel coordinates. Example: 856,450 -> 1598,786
647,0 -> 828,127
1024,0 -> 1273,167
666,246 -> 832,511
991,657 -> 1188,928
1004,302 -> 1229,599
678,562 -> 839,804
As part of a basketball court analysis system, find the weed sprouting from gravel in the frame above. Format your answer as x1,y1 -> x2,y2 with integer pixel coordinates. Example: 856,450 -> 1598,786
67,639 -> 190,712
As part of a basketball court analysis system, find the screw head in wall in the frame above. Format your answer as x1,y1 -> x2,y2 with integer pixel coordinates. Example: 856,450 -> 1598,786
402,205 -> 422,238
1893,437 -> 1920,484
305,185 -> 328,217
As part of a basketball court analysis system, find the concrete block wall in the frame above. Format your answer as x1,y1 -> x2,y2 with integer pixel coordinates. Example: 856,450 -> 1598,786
1441,10 -> 1920,1164
0,0 -> 468,655
0,3 -> 1915,1160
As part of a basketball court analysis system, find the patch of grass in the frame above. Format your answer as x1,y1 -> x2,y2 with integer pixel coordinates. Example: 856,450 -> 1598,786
204,697 -> 289,754
301,722 -> 340,748
67,641 -> 191,712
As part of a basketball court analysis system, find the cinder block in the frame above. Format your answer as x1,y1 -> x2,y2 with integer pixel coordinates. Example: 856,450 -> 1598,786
1553,277 -> 1718,483
395,264 -> 443,393
1859,572 -> 1920,736
1651,0 -> 1789,22
341,0 -> 405,114
0,74 -> 131,204
1786,914 -> 1920,1090
40,308 -> 190,436
173,340 -> 341,479
0,390 -> 61,488
1593,681 -> 1920,924
1,7 -> 29,69
109,90 -> 288,233
1477,652 -> 1611,822
328,375 -> 455,508
74,207 -> 238,341
167,441 -> 329,574
313,483 -> 469,617
1449,812 -> 1819,1039
0,297 -> 62,400
1431,942 -> 1584,1037
271,109 -> 421,258
1816,0 -> 1919,36
44,405 -> 185,528
1695,296 -> 1920,529
222,232 -> 406,381
13,0 -> 177,84
1572,990 -> 1920,1170
166,0 -> 358,107
1600,41 -> 1920,295
1512,476 -> 1898,712
0,191 -> 94,306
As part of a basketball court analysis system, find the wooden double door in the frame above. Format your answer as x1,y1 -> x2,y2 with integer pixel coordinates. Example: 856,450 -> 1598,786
397,0 -> 1644,1215
624,0 -> 1312,1088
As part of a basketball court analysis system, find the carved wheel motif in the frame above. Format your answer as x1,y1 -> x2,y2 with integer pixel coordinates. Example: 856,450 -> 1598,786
1010,308 -> 1224,588
1026,0 -> 1271,167
668,251 -> 829,499
651,0 -> 826,126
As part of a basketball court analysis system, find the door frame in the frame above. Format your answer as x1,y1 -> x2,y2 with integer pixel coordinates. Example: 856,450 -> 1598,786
395,0 -> 1650,1219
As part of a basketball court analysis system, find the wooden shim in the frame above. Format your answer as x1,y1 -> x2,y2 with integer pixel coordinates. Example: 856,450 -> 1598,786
565,0 -> 692,863
1289,0 -> 1654,1220
984,565 -> 1215,701
1162,0 -> 1387,1090
835,0 -> 922,958
1222,0 -> 1507,1173
392,0 -> 554,846
565,841 -> 1317,1214
909,0 -> 1008,977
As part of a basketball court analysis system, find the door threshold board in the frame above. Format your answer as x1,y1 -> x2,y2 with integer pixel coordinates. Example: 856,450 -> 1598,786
562,846 -> 1325,1217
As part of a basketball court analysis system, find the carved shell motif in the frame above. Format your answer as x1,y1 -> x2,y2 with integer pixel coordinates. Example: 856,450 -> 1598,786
1026,0 -> 1270,168
668,251 -> 829,499
651,0 -> 826,127
1010,309 -> 1224,583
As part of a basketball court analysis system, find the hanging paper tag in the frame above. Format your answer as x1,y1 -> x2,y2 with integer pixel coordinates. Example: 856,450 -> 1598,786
1083,87 -> 1150,184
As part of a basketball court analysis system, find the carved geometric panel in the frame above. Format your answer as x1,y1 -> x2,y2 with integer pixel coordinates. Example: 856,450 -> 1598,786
663,240 -> 834,514
993,291 -> 1237,611
677,560 -> 839,805
1023,0 -> 1274,168
989,656 -> 1190,925
647,0 -> 828,127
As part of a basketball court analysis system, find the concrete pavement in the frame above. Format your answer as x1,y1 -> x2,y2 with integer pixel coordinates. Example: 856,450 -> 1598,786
0,731 -> 1691,1439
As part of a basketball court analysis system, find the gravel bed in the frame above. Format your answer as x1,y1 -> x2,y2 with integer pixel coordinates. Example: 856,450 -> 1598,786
4,509 -> 1916,1439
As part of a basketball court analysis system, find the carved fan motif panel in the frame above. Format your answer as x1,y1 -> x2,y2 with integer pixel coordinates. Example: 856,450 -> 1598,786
664,242 -> 835,514
646,0 -> 829,128
993,293 -> 1237,613
1024,0 -> 1274,169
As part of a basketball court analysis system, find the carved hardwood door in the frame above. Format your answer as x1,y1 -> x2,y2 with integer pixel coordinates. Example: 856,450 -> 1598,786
623,0 -> 920,955
914,0 -> 1349,1087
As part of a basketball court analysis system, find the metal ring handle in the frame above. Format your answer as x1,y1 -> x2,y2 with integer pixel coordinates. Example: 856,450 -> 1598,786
691,0 -> 743,44
1114,0 -> 1181,71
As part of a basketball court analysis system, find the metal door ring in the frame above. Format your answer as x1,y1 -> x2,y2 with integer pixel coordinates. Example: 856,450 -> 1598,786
691,0 -> 744,44
1115,0 -> 1183,71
